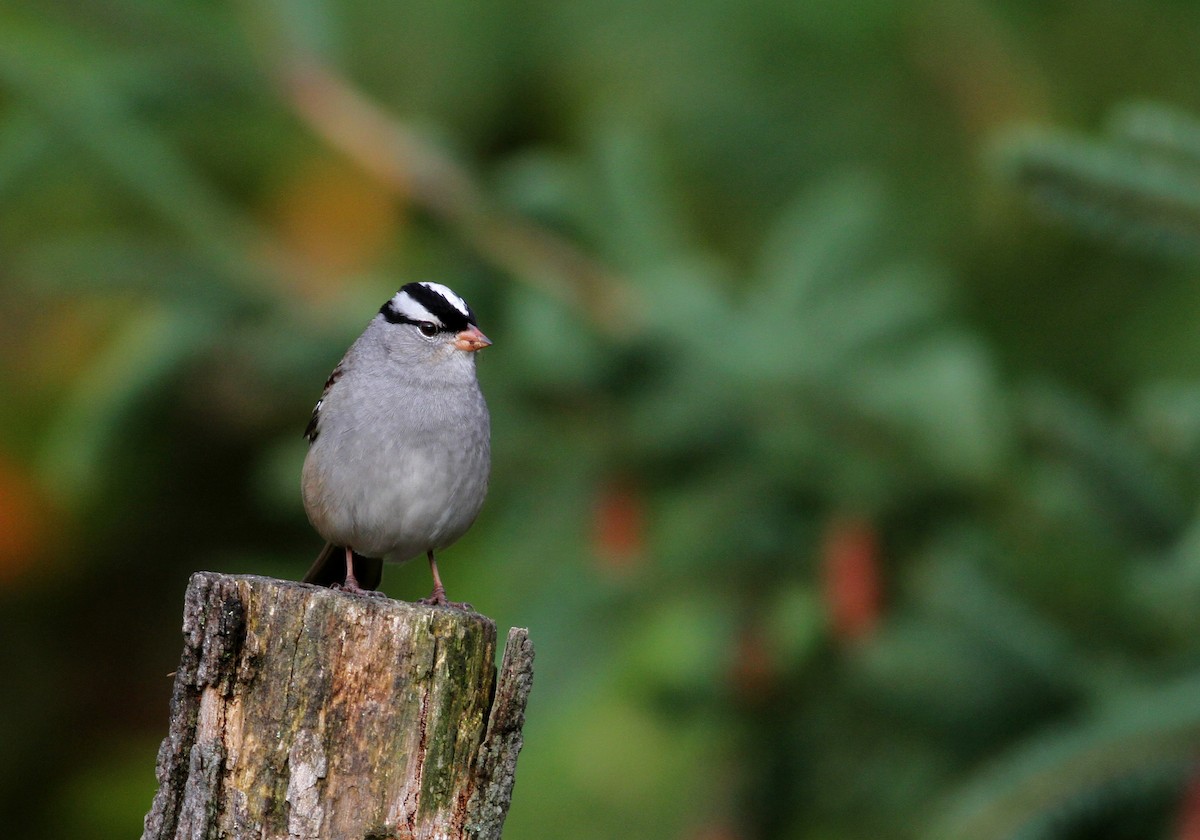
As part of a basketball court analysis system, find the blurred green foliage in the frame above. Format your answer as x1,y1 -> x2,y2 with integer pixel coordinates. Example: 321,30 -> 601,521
4,1 -> 1200,839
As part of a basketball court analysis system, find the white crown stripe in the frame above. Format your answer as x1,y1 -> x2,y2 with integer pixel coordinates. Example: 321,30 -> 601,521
418,282 -> 471,319
390,292 -> 440,325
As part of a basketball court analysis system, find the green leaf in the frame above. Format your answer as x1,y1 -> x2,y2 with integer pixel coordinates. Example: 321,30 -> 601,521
37,304 -> 216,507
929,676 -> 1200,840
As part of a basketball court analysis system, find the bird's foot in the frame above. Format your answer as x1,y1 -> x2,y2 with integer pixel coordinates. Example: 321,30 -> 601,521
418,586 -> 472,611
332,582 -> 387,598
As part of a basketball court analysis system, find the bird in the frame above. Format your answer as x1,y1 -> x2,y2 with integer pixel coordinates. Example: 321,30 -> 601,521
300,281 -> 492,606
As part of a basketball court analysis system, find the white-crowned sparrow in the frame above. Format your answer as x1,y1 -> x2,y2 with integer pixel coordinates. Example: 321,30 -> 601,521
300,281 -> 491,605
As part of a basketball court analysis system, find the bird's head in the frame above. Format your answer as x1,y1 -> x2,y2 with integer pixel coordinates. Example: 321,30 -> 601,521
376,281 -> 491,365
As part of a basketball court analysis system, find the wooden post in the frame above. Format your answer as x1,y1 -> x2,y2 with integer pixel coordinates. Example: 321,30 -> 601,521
141,572 -> 534,840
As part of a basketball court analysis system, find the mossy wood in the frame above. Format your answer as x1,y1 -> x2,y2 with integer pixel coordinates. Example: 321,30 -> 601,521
141,572 -> 534,840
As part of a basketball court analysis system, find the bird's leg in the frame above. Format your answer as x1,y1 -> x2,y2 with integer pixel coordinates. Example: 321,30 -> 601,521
337,546 -> 384,597
421,550 -> 448,605
418,550 -> 471,610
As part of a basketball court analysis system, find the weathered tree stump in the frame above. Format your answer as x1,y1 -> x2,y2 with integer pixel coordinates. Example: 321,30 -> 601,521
142,572 -> 534,840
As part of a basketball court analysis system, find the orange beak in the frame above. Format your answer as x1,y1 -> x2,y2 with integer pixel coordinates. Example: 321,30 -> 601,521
454,325 -> 492,352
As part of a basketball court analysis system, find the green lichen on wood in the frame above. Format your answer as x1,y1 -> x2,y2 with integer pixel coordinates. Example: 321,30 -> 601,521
417,610 -> 498,817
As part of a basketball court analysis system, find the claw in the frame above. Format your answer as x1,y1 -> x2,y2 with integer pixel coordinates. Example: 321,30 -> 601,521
332,581 -> 387,598
417,580 -> 471,610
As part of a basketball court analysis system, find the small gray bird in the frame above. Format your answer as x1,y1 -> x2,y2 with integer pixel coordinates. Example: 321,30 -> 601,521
301,281 -> 491,605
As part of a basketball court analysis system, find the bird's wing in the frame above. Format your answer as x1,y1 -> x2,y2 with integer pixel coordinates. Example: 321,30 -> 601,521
304,362 -> 344,443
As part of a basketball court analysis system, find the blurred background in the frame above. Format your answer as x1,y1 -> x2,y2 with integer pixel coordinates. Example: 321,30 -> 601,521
6,1 -> 1200,838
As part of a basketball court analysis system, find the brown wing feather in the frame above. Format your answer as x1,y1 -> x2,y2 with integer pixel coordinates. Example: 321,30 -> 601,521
304,363 -> 344,443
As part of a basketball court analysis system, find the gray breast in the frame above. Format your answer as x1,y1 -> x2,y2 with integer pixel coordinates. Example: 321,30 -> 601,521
302,368 -> 490,561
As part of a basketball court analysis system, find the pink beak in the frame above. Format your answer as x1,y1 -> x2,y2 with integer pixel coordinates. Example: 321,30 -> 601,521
454,325 -> 492,352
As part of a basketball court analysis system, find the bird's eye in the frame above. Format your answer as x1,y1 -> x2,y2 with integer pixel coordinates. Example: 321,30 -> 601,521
417,322 -> 439,337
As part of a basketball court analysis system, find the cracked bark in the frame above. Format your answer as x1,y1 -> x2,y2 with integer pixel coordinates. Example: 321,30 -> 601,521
142,572 -> 534,840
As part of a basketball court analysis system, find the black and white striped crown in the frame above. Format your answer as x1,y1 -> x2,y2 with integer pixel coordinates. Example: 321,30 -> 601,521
380,282 -> 477,333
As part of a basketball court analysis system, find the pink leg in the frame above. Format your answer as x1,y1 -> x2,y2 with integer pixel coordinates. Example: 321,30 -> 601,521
418,551 -> 471,610
336,547 -> 384,597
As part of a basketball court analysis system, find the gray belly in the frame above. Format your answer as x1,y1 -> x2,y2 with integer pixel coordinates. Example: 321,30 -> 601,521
302,424 -> 490,561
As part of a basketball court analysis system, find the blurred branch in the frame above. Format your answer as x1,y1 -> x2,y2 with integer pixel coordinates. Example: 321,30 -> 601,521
929,676 -> 1200,840
36,304 -> 216,505
0,109 -> 49,198
995,102 -> 1200,259
0,8 -> 280,301
273,53 -> 638,334
1107,101 -> 1200,164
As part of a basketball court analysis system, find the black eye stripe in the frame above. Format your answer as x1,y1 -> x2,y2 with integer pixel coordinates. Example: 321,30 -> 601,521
400,282 -> 475,332
379,305 -> 446,332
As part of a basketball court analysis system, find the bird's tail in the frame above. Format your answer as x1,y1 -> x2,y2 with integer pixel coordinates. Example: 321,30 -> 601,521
302,543 -> 384,590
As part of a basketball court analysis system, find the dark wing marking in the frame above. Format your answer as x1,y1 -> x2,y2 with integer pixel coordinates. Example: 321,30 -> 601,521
304,363 -> 343,443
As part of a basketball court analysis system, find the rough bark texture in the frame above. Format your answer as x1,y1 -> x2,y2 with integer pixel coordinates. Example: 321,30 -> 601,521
142,572 -> 534,840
